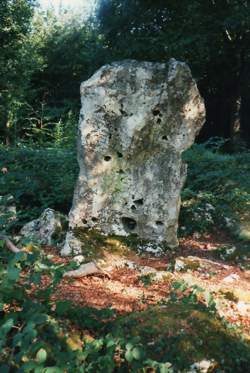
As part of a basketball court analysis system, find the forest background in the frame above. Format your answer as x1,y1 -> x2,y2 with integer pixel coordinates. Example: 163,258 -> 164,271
1,0 -> 250,148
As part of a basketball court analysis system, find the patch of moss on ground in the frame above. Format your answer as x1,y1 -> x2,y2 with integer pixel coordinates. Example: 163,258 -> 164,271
73,228 -> 169,261
230,288 -> 250,303
220,289 -> 239,302
73,228 -> 142,260
73,228 -> 107,260
110,303 -> 250,372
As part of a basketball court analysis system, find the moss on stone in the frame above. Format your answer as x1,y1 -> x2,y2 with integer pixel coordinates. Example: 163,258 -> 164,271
51,217 -> 68,242
73,227 -> 168,260
73,227 -> 107,260
73,228 -> 137,260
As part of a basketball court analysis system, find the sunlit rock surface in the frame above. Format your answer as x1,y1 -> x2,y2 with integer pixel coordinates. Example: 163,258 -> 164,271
62,59 -> 205,255
20,208 -> 67,246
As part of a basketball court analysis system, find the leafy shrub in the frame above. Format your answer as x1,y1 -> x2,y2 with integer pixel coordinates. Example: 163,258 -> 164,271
1,140 -> 250,241
0,195 -> 17,234
0,146 -> 78,231
180,141 -> 250,236
20,104 -> 79,149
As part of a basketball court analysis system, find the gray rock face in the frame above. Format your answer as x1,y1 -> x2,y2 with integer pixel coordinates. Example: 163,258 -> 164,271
20,208 -> 67,246
62,59 -> 205,255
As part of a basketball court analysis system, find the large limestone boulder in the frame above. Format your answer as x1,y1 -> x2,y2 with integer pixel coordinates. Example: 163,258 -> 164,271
62,59 -> 205,255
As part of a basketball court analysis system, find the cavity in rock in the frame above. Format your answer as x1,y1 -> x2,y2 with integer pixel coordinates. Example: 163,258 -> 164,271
121,217 -> 137,232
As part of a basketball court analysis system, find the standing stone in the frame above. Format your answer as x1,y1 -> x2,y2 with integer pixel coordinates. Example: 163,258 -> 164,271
62,59 -> 205,255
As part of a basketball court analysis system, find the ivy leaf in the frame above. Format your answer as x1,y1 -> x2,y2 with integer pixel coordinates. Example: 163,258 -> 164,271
7,267 -> 20,281
1,318 -> 14,334
159,362 -> 173,373
125,342 -> 133,350
43,367 -> 64,373
36,348 -> 47,364
125,349 -> 134,363
22,361 -> 39,372
132,347 -> 144,360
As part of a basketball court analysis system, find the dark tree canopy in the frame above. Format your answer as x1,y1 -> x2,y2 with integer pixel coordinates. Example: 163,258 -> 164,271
0,0 -> 249,145
97,0 -> 250,143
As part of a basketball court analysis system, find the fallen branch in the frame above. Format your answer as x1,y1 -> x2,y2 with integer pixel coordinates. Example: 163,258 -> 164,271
0,234 -> 21,254
63,261 -> 111,279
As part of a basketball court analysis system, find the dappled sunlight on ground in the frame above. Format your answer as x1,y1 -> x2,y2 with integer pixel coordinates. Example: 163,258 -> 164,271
54,267 -> 171,313
38,230 -> 250,339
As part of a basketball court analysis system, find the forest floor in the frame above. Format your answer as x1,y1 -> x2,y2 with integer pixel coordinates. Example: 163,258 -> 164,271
3,228 -> 250,371
42,230 -> 250,339
2,143 -> 250,370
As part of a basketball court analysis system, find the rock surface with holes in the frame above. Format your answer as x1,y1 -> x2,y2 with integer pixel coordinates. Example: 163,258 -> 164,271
62,59 -> 205,255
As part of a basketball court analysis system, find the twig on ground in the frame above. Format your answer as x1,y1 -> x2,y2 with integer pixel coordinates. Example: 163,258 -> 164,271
0,234 -> 21,254
63,261 -> 111,279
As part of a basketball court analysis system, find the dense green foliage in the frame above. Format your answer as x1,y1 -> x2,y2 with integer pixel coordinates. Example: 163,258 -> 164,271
0,146 -> 78,229
0,3 -> 106,146
180,140 -> 250,236
97,0 -> 250,142
1,141 -> 249,238
0,0 -> 36,144
0,0 -> 249,145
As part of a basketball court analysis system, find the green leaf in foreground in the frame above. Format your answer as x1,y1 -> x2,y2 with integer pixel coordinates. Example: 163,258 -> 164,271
7,267 -> 21,281
35,348 -> 47,364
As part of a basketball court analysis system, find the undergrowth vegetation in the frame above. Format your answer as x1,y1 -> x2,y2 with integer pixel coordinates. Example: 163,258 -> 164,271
0,247 -> 175,372
1,140 -> 250,372
0,146 -> 78,229
180,140 -> 250,238
1,139 -> 250,239
1,246 -> 250,372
